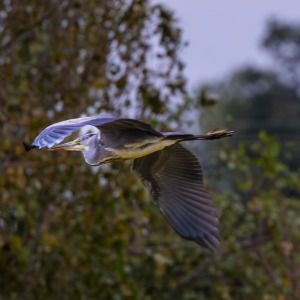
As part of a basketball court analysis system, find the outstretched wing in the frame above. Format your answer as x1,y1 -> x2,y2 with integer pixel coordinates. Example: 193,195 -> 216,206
133,144 -> 221,251
30,115 -> 161,149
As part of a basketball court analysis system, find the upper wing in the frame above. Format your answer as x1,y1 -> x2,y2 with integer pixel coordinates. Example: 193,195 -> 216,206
31,115 -> 161,149
133,144 -> 221,251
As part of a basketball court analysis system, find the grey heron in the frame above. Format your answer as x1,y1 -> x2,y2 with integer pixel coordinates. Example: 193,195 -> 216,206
25,116 -> 234,251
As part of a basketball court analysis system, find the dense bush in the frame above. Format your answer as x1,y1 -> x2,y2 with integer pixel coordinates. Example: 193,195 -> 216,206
1,1 -> 300,299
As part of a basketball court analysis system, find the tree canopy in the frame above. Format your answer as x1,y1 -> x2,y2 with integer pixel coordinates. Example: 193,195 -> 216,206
1,1 -> 300,299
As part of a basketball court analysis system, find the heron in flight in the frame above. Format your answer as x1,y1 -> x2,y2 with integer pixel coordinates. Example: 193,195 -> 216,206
25,116 -> 233,251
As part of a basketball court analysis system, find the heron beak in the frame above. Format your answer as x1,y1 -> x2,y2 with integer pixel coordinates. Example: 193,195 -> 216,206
48,141 -> 86,152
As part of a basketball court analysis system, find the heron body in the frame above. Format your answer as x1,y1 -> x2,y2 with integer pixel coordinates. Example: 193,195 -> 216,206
107,138 -> 176,160
26,115 -> 234,251
92,135 -> 177,164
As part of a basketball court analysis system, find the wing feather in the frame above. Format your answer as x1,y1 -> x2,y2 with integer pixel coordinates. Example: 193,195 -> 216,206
31,116 -> 161,148
133,144 -> 221,251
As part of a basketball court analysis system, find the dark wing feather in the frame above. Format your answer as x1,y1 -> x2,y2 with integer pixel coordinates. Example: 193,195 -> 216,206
31,115 -> 161,148
133,144 -> 221,251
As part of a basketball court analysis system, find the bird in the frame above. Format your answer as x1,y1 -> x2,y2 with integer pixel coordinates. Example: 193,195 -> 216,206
24,115 -> 234,251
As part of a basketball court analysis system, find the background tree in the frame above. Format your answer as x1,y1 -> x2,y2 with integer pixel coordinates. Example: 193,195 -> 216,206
263,19 -> 300,88
187,19 -> 300,299
192,19 -> 300,174
1,1 -> 300,298
194,19 -> 300,144
0,1 -> 191,299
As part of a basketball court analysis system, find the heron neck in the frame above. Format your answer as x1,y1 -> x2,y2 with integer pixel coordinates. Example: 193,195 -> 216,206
83,143 -> 112,166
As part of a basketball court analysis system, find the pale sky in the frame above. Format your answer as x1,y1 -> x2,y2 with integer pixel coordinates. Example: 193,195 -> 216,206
159,1 -> 300,87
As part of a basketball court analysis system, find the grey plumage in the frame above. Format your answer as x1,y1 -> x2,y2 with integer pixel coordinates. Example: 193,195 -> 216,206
31,116 -> 162,149
133,144 -> 221,250
26,115 -> 234,251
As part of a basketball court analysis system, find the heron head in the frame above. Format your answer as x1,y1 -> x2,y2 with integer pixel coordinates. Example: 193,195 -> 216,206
49,133 -> 98,152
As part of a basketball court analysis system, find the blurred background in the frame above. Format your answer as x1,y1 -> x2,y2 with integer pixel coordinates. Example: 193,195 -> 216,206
1,1 -> 300,299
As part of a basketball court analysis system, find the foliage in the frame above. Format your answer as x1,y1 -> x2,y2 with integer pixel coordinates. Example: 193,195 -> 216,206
1,1 -> 300,299
188,19 -> 300,299
0,1 -> 189,299
210,132 -> 300,299
0,0 -> 186,122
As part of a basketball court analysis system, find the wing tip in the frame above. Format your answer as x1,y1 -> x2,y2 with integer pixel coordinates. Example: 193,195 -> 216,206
193,233 -> 222,252
23,141 -> 38,152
